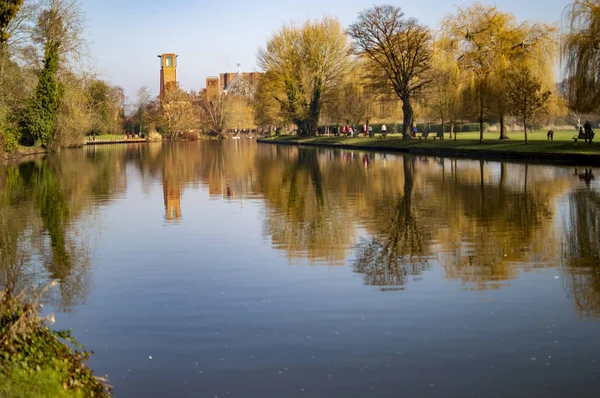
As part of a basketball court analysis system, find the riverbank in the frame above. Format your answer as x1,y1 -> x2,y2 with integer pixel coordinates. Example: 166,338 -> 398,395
0,291 -> 110,397
258,132 -> 600,165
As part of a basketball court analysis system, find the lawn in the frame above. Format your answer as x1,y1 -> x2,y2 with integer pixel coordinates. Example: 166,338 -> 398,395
262,129 -> 600,156
89,134 -> 144,141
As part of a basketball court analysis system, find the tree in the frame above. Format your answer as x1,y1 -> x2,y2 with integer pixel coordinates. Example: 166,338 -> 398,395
199,92 -> 232,137
349,5 -> 432,139
257,17 -> 350,137
88,79 -> 124,136
30,0 -> 85,64
253,71 -> 287,130
323,61 -> 372,126
563,0 -> 600,113
507,66 -> 551,144
430,36 -> 463,139
21,40 -> 62,147
0,0 -> 23,46
442,3 -> 556,142
160,89 -> 199,138
135,86 -> 151,135
20,0 -> 87,148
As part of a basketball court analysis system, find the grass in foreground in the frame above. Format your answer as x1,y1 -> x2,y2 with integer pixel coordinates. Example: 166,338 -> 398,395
263,130 -> 600,155
0,291 -> 110,397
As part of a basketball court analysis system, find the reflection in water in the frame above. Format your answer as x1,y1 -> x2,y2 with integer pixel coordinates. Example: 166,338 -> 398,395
1,142 -> 600,319
0,150 -> 126,310
562,188 -> 600,318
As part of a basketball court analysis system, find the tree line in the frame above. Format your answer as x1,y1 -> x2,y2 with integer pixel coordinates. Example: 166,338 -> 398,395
0,0 -> 127,153
254,1 -> 599,142
3,0 -> 600,151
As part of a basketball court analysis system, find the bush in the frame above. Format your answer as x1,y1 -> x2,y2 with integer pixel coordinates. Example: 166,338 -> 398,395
1,121 -> 21,152
0,292 -> 110,397
147,131 -> 162,142
181,131 -> 199,141
461,123 -> 489,132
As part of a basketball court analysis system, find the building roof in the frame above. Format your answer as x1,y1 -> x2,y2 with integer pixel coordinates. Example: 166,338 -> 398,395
223,72 -> 255,99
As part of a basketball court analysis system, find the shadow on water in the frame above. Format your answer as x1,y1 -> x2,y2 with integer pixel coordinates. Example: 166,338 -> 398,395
1,141 -> 600,319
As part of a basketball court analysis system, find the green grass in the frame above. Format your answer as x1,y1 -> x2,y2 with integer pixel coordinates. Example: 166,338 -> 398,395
263,130 -> 600,156
90,134 -> 143,141
0,365 -> 86,398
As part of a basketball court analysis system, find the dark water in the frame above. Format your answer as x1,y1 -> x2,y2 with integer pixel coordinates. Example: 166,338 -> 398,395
1,141 -> 600,397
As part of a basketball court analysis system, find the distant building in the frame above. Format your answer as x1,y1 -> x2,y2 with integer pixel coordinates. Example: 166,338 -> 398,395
205,64 -> 262,102
159,53 -> 178,98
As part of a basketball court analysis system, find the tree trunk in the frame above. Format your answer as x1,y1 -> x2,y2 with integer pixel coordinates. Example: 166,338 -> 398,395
479,91 -> 484,143
402,99 -> 413,140
441,117 -> 445,139
451,122 -> 456,141
523,116 -> 528,144
499,115 -> 509,139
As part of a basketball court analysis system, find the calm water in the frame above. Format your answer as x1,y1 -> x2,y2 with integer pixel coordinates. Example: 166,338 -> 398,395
1,141 -> 600,397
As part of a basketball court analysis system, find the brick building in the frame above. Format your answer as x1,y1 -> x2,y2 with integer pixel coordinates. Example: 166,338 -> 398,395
159,53 -> 178,98
205,70 -> 262,102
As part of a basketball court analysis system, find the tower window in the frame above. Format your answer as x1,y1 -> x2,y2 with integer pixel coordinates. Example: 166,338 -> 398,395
166,56 -> 173,67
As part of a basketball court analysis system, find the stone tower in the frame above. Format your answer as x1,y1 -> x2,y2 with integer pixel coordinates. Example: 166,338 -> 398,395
159,53 -> 177,98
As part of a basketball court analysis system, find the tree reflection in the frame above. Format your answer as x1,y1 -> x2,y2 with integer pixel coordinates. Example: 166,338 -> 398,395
354,156 -> 431,289
562,188 -> 600,318
0,150 -> 127,311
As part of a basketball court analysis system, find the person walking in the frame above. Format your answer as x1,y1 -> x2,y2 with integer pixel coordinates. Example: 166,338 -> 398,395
381,124 -> 388,138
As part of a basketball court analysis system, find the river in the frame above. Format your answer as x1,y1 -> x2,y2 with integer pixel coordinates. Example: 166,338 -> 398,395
1,140 -> 599,397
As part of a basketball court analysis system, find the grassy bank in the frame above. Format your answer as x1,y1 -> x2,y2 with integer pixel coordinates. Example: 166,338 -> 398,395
259,130 -> 600,164
0,291 -> 110,397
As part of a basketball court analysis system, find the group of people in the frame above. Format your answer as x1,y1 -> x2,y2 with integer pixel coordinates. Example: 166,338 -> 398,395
335,121 -> 388,138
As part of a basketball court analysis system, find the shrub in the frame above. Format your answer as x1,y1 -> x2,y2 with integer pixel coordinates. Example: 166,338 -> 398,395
461,123 -> 489,132
1,120 -> 21,152
181,131 -> 199,141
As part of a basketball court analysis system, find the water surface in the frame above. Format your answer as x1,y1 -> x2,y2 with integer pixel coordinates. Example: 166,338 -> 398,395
1,141 -> 599,397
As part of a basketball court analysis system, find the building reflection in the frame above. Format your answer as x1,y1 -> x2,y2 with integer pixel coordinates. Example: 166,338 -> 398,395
163,182 -> 182,222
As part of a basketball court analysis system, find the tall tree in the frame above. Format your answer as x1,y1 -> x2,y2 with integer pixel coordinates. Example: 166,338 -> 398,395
430,36 -> 463,139
21,40 -> 62,147
349,5 -> 432,139
442,3 -> 556,142
563,0 -> 600,113
253,71 -> 287,130
507,66 -> 551,144
257,17 -> 350,137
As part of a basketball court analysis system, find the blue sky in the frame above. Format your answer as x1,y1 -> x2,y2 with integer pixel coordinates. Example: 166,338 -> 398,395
81,0 -> 570,101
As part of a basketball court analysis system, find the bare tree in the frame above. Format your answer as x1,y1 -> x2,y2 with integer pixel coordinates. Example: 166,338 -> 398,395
349,5 -> 432,139
199,93 -> 232,137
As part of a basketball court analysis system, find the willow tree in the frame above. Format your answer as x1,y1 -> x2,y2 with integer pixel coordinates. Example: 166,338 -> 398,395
349,5 -> 432,139
430,36 -> 463,139
563,0 -> 600,113
257,17 -> 350,137
443,3 -> 556,142
323,60 -> 372,126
